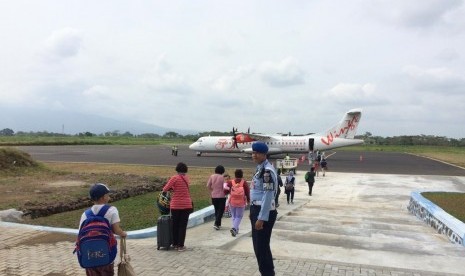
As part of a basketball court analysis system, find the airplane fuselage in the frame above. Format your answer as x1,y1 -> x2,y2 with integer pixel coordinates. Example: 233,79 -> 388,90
189,135 -> 363,155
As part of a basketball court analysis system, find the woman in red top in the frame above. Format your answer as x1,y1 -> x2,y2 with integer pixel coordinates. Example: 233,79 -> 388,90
162,162 -> 193,252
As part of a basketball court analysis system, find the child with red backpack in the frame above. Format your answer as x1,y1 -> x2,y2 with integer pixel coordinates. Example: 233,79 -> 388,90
76,183 -> 127,275
224,169 -> 250,237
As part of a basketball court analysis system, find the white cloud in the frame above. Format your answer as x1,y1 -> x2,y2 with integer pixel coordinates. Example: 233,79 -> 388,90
259,57 -> 306,88
40,28 -> 82,61
210,65 -> 254,92
369,0 -> 464,29
403,65 -> 465,94
82,85 -> 110,98
142,54 -> 191,94
396,0 -> 462,28
326,83 -> 384,105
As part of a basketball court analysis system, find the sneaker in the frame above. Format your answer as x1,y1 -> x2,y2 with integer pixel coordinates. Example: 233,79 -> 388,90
291,201 -> 294,204
230,228 -> 237,237
177,246 -> 186,252
213,225 -> 220,230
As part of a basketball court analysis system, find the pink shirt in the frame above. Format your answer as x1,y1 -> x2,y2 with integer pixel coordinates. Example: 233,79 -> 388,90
207,174 -> 226,198
163,174 -> 193,210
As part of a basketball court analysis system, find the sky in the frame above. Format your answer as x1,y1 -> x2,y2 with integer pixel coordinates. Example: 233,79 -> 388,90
1,0 -> 464,138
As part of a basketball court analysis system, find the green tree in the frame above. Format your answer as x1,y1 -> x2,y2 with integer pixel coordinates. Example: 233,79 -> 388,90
163,131 -> 179,138
0,128 -> 14,136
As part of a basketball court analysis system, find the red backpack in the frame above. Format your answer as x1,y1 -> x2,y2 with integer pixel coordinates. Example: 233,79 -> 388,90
229,179 -> 246,207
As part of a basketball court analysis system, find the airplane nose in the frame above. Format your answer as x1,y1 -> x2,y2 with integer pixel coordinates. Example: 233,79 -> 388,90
189,143 -> 196,149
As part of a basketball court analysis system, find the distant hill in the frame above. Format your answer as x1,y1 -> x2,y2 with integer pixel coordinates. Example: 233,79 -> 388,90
0,107 -> 196,135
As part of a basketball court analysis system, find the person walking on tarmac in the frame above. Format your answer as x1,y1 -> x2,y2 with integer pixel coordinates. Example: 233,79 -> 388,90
225,169 -> 250,237
305,167 -> 316,196
284,171 -> 295,204
320,158 -> 328,177
250,141 -> 278,276
207,165 -> 226,230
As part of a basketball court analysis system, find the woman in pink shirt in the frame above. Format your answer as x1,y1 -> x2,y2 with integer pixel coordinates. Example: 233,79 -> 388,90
162,162 -> 193,252
207,165 -> 226,230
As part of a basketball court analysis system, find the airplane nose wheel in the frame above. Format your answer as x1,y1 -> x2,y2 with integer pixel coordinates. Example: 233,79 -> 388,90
196,152 -> 202,157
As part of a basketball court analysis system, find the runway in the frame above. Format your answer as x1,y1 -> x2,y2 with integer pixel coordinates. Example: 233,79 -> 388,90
17,144 -> 465,176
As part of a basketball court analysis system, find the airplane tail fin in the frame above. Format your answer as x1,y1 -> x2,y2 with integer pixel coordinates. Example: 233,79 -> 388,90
316,108 -> 362,139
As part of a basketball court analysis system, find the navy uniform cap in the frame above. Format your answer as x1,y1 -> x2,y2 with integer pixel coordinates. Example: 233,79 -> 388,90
252,141 -> 268,154
89,183 -> 110,200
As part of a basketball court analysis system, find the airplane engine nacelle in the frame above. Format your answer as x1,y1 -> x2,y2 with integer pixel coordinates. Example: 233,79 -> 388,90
235,134 -> 255,143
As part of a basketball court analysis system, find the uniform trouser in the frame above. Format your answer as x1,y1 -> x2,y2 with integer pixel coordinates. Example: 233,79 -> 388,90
171,209 -> 191,247
250,205 -> 277,276
212,197 -> 226,227
275,187 -> 281,205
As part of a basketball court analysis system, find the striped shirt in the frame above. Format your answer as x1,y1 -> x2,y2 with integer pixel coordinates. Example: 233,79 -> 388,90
163,174 -> 193,210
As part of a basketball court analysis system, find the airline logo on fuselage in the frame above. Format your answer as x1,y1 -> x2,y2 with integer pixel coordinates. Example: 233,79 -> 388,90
215,138 -> 235,150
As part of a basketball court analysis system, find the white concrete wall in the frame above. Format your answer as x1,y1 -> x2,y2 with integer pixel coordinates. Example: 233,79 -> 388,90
408,191 -> 465,246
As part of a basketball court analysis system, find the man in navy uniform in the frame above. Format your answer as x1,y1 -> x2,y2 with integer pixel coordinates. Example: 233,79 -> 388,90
250,141 -> 278,276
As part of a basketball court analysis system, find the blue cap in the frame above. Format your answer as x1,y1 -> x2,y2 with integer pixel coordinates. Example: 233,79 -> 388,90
89,183 -> 110,200
252,141 -> 268,154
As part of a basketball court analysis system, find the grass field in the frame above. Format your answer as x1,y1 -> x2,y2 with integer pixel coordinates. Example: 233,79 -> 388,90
2,160 -> 255,230
342,145 -> 465,168
421,192 -> 465,223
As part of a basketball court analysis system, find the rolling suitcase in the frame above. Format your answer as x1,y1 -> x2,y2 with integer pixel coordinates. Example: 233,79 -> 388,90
157,215 -> 172,250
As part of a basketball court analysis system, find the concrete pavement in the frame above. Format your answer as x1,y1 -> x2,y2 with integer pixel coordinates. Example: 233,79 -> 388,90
1,172 -> 465,275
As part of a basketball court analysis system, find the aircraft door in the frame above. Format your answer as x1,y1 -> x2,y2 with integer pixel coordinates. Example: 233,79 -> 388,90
308,138 -> 314,151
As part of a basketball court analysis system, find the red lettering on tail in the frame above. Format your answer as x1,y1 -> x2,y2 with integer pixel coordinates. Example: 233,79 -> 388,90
320,115 -> 359,145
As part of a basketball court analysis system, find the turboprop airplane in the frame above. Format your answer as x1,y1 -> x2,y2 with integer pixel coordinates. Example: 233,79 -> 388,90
189,108 -> 363,156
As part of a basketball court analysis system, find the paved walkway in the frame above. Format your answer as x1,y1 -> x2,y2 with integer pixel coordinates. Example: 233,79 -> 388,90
1,172 -> 465,276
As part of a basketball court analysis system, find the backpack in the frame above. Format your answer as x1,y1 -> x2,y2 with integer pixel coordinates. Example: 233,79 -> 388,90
74,205 -> 117,268
229,180 -> 246,207
285,176 -> 294,191
157,191 -> 171,215
304,172 -> 310,182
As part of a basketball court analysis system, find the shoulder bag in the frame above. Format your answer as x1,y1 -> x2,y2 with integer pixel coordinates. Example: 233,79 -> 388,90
180,175 -> 195,214
117,237 -> 136,276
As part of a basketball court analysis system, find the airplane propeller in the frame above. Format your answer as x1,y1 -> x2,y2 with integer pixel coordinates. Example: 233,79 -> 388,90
232,127 -> 254,148
232,127 -> 239,148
